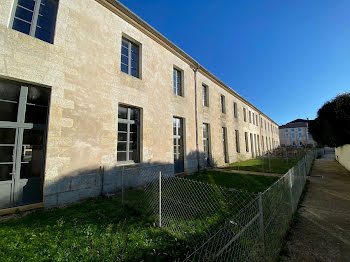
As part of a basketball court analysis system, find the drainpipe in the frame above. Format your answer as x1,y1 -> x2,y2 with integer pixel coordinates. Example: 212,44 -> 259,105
193,64 -> 200,172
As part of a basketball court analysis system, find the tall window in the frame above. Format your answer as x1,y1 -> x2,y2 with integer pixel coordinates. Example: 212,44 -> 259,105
202,84 -> 209,107
173,68 -> 183,96
173,117 -> 184,173
221,95 -> 226,114
262,136 -> 265,151
235,130 -> 240,153
121,38 -> 140,78
203,123 -> 210,162
233,102 -> 238,118
257,135 -> 260,155
256,115 -> 258,126
10,0 -> 59,44
117,105 -> 140,163
249,111 -> 252,123
252,112 -> 255,125
260,118 -> 262,127
245,132 -> 249,152
222,127 -> 228,163
243,108 -> 247,122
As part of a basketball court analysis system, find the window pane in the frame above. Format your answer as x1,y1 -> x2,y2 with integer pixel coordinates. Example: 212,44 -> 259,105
12,18 -> 31,35
131,51 -> 137,61
121,64 -> 128,74
121,55 -> 128,65
117,152 -> 127,162
23,129 -> 44,145
118,132 -> 127,142
118,106 -> 128,119
122,40 -> 128,48
0,147 -> 14,162
0,128 -> 16,144
0,101 -> 18,122
25,104 -> 48,124
27,86 -> 50,106
18,0 -> 35,10
130,123 -> 138,132
129,151 -> 138,162
131,68 -> 138,77
35,27 -> 51,43
0,81 -> 21,102
0,165 -> 13,182
122,46 -> 128,56
15,6 -> 33,23
130,131 -> 138,142
131,60 -> 137,70
118,124 -> 127,133
130,142 -> 137,150
117,142 -> 127,151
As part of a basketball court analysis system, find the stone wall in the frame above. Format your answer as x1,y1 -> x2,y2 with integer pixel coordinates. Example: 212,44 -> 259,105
0,0 -> 280,208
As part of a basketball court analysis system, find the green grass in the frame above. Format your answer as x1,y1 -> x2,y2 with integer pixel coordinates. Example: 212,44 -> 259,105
225,157 -> 299,174
0,194 -> 190,262
186,170 -> 279,193
0,171 -> 279,262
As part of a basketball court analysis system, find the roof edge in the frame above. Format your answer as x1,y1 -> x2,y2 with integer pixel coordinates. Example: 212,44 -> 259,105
96,0 -> 278,126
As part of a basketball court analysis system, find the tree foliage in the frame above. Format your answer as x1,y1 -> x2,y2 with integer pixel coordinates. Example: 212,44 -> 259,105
309,93 -> 350,147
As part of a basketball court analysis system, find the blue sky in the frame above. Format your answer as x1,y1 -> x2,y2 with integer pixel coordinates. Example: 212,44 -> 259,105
120,0 -> 350,125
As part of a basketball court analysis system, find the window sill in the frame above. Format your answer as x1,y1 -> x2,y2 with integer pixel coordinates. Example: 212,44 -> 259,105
120,71 -> 142,80
115,162 -> 142,167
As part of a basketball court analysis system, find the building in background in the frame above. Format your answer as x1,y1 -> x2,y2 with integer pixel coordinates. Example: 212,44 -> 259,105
279,119 -> 316,147
0,0 -> 279,211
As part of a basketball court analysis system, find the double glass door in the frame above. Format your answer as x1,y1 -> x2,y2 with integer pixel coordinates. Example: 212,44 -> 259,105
0,80 -> 49,209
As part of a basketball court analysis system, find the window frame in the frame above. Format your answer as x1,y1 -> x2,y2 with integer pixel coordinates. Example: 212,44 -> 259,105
233,102 -> 238,118
235,129 -> 240,153
202,84 -> 209,107
202,123 -> 210,160
243,108 -> 247,122
173,67 -> 183,96
121,37 -> 140,78
117,104 -> 141,164
9,0 -> 59,44
245,132 -> 249,152
220,95 -> 226,114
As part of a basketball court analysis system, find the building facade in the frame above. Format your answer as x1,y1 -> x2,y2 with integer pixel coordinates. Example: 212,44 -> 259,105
0,0 -> 279,211
279,119 -> 316,147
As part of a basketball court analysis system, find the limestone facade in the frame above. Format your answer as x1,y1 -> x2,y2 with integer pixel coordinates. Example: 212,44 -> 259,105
0,0 -> 280,208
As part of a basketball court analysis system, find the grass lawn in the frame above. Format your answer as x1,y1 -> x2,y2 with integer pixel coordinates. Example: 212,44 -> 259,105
0,192 -> 190,262
225,157 -> 300,174
0,170 -> 279,262
186,170 -> 279,193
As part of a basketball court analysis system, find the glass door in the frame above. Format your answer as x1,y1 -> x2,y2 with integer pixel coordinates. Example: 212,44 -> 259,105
0,128 -> 17,209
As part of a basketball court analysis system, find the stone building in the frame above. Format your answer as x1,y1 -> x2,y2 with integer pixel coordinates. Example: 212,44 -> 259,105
279,119 -> 316,147
0,0 -> 279,211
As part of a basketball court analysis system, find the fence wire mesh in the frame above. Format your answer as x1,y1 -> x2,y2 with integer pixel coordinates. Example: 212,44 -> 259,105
109,150 -> 316,261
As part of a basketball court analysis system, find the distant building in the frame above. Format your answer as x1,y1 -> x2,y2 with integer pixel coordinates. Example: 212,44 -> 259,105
279,119 -> 316,147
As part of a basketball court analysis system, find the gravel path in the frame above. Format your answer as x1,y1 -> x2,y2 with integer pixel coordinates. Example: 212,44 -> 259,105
282,153 -> 350,262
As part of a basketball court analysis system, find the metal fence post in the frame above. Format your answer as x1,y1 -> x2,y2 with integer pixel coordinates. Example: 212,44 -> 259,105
258,192 -> 265,259
121,166 -> 125,204
289,170 -> 294,214
159,171 -> 162,228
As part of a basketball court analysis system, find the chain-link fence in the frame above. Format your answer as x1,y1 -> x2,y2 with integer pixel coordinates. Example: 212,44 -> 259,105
106,150 -> 316,261
183,150 -> 316,261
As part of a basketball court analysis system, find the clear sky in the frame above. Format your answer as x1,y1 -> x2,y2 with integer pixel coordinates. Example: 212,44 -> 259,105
119,0 -> 350,125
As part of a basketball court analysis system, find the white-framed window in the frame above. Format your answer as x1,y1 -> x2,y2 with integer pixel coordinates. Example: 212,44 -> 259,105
173,68 -> 183,96
203,123 -> 210,160
202,84 -> 209,107
10,0 -> 59,44
121,37 -> 140,78
117,105 -> 141,163
243,108 -> 247,122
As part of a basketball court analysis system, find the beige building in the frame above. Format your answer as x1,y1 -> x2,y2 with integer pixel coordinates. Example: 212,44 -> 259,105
279,119 -> 316,147
0,0 -> 279,211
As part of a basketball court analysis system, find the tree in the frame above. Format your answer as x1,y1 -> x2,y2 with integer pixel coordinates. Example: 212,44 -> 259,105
309,93 -> 350,147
